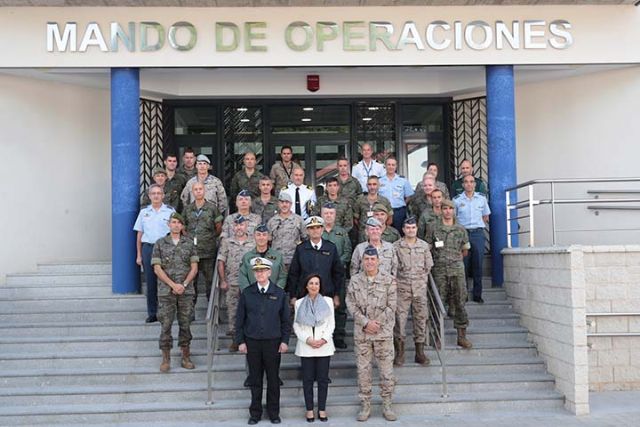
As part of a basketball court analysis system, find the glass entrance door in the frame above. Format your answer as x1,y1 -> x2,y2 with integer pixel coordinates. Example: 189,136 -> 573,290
270,105 -> 351,195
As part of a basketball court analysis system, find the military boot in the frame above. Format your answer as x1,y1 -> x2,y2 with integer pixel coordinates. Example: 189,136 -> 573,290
181,346 -> 195,369
356,400 -> 371,422
393,337 -> 405,366
457,328 -> 473,349
159,349 -> 170,373
382,398 -> 398,421
414,342 -> 430,366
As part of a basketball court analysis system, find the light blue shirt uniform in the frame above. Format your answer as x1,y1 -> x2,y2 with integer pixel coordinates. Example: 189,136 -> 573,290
133,204 -> 175,244
453,192 -> 491,229
378,174 -> 415,208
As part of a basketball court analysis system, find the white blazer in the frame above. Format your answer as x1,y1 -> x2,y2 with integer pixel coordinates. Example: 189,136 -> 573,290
294,296 -> 336,358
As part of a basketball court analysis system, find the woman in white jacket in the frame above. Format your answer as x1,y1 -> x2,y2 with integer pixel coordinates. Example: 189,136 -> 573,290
293,273 -> 336,422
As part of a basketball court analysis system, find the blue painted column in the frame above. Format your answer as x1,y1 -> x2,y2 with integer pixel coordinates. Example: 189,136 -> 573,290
486,65 -> 517,287
111,68 -> 140,294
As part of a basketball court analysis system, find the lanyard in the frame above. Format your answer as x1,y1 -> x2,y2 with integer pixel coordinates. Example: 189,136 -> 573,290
362,160 -> 373,178
282,162 -> 293,180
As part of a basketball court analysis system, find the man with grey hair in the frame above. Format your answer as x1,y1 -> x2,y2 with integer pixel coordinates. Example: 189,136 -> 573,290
180,154 -> 229,215
352,143 -> 385,193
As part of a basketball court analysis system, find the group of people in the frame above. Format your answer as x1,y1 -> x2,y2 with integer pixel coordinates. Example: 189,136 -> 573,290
132,144 -> 491,424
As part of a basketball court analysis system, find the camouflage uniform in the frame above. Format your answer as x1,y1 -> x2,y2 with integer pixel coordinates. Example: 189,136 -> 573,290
181,174 -> 229,216
183,201 -> 223,303
251,196 -> 279,225
323,225 -> 353,344
217,237 -> 255,335
311,195 -> 354,232
414,180 -> 450,200
221,212 -> 262,240
408,194 -> 432,219
346,270 -> 397,403
362,225 -> 401,244
177,165 -> 197,181
417,208 -> 442,240
351,241 -> 397,277
425,219 -> 471,329
230,169 -> 265,202
267,213 -> 307,266
337,174 -> 363,204
393,238 -> 433,343
269,161 -> 296,194
353,194 -> 392,236
238,247 -> 287,291
151,235 -> 199,350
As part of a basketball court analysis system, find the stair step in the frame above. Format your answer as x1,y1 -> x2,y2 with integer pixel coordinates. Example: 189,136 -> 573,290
37,262 -> 112,274
5,273 -> 113,286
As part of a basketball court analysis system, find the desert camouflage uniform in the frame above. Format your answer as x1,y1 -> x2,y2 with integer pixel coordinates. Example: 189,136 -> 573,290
311,195 -> 354,232
181,174 -> 229,216
350,241 -> 397,277
230,169 -> 265,202
346,270 -> 397,402
269,161 -> 296,194
183,200 -> 223,302
393,238 -> 433,343
267,213 -> 307,266
151,235 -> 199,350
217,236 -> 255,335
425,219 -> 471,329
221,212 -> 262,240
251,196 -> 279,225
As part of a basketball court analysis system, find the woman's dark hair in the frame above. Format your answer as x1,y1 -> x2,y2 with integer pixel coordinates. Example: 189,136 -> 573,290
299,273 -> 324,298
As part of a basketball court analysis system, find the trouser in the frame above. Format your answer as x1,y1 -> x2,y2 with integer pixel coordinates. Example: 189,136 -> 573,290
334,286 -> 347,342
301,356 -> 331,411
354,338 -> 395,401
392,206 -> 407,237
246,338 -> 282,419
141,243 -> 158,317
433,271 -> 469,329
158,292 -> 194,349
196,257 -> 215,306
393,279 -> 428,343
464,228 -> 486,299
226,285 -> 241,337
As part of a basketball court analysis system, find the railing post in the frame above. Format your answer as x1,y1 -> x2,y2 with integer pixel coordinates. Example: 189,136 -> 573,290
528,185 -> 535,247
550,181 -> 557,246
506,189 -> 512,248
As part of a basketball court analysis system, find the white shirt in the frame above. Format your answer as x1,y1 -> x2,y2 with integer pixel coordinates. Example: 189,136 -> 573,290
352,159 -> 385,192
310,239 -> 323,251
257,282 -> 270,294
281,182 -> 316,220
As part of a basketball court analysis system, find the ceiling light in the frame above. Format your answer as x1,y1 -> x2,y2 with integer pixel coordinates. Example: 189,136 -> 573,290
368,107 -> 379,111
240,118 -> 250,122
301,118 -> 312,122
362,117 -> 373,121
236,107 -> 248,112
303,107 -> 314,111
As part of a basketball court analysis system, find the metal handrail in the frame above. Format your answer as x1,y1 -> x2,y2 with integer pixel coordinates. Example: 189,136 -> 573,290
205,263 -> 221,405
506,177 -> 640,247
427,273 -> 448,398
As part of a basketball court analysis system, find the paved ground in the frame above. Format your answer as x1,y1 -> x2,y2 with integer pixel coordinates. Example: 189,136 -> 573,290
78,391 -> 640,427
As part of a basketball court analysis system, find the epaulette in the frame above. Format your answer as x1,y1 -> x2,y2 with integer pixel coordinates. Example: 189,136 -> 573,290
306,185 -> 313,190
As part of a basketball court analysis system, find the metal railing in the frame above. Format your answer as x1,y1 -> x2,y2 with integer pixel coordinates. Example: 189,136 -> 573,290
505,178 -> 640,247
427,273 -> 448,398
205,264 -> 221,405
586,312 -> 640,338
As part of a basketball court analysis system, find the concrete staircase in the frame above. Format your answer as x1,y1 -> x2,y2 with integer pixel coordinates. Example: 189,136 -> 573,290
0,262 -> 565,425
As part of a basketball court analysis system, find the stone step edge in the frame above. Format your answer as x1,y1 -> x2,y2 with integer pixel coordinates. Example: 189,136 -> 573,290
0,390 -> 564,417
0,374 -> 557,397
0,359 -> 547,378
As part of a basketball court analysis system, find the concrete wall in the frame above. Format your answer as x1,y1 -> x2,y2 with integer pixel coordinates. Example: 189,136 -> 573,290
514,66 -> 640,247
584,245 -> 640,392
503,247 -> 589,415
0,73 -> 111,283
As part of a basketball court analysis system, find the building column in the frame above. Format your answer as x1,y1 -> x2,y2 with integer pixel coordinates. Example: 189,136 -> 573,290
111,68 -> 140,294
486,65 -> 517,287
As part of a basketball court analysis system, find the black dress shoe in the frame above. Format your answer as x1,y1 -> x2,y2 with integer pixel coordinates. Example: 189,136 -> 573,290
248,417 -> 259,425
270,416 -> 281,424
318,413 -> 328,422
333,339 -> 347,349
145,315 -> 158,323
473,297 -> 485,304
306,416 -> 315,423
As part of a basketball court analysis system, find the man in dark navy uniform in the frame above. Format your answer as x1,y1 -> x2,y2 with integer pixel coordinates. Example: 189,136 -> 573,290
286,216 -> 346,347
236,257 -> 290,425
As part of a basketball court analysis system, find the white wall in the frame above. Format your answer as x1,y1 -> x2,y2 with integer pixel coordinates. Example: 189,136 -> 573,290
514,66 -> 640,246
0,73 -> 111,283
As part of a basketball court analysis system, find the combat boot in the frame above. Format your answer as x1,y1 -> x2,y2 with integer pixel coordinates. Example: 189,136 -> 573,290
393,337 -> 405,366
181,346 -> 195,369
382,398 -> 398,421
457,328 -> 473,349
414,342 -> 430,366
356,400 -> 371,422
159,349 -> 170,373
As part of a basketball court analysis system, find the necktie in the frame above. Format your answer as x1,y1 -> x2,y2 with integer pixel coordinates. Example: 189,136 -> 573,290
295,187 -> 302,216
261,287 -> 266,294
314,244 -> 319,251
